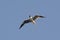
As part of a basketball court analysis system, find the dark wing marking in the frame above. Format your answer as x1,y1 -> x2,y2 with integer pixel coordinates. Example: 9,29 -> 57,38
19,19 -> 31,29
39,16 -> 45,18
33,15 -> 45,20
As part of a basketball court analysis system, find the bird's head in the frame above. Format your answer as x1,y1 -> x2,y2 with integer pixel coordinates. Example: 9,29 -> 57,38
29,15 -> 31,17
29,15 -> 32,18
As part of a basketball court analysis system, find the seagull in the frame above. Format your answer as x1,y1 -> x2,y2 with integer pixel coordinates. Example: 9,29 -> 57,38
19,15 -> 45,29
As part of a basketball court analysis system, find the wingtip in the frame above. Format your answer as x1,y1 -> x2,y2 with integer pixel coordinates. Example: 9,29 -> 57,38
19,27 -> 20,29
40,16 -> 45,18
19,27 -> 21,29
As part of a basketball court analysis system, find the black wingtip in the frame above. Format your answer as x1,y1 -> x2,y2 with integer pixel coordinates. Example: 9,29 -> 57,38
19,27 -> 21,29
19,26 -> 22,29
40,16 -> 45,18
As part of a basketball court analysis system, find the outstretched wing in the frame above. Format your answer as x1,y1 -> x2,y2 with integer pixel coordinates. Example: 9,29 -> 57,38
19,19 -> 31,29
33,15 -> 45,20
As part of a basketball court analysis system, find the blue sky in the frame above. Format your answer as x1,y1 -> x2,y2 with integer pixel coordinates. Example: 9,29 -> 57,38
0,0 -> 60,40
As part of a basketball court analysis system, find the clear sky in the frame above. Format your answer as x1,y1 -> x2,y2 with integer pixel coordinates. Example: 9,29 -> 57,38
0,0 -> 60,40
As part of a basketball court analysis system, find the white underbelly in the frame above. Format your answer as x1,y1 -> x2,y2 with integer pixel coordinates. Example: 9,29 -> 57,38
32,20 -> 36,24
29,17 -> 36,24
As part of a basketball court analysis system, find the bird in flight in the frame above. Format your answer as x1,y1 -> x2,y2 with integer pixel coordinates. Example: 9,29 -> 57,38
19,15 -> 45,29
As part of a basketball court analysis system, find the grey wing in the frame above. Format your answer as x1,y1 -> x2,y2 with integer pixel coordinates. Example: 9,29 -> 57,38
33,15 -> 45,20
19,19 -> 31,29
33,15 -> 39,20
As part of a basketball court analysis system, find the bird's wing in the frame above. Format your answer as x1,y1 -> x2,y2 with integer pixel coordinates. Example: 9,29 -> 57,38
19,19 -> 31,29
33,15 -> 44,20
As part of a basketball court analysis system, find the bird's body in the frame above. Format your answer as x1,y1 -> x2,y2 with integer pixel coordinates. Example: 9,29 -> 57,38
19,15 -> 45,29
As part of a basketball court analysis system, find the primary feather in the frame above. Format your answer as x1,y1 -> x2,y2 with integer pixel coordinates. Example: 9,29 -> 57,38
19,19 -> 31,29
